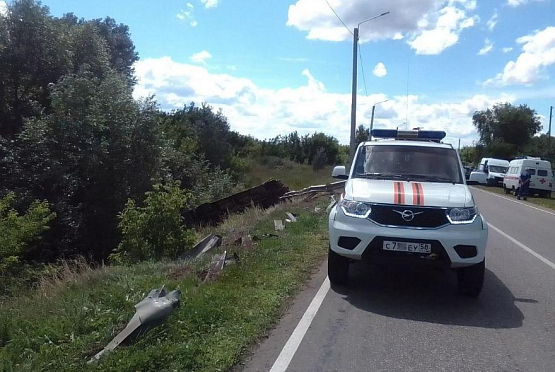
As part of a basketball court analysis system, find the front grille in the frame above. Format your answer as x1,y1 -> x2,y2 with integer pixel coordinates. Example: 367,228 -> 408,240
495,176 -> 503,182
369,204 -> 449,228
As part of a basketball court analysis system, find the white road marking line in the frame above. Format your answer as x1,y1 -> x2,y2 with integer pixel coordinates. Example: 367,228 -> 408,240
269,277 -> 331,372
489,223 -> 555,271
471,186 -> 555,217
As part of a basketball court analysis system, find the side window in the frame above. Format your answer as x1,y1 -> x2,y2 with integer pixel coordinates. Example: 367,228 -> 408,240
538,169 -> 548,177
528,169 -> 536,176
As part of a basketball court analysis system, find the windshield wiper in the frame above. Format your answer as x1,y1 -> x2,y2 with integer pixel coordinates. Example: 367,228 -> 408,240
402,174 -> 455,183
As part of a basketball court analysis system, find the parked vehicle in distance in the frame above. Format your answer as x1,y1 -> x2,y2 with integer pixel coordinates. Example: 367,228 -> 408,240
503,157 -> 553,198
328,129 -> 488,297
468,158 -> 509,186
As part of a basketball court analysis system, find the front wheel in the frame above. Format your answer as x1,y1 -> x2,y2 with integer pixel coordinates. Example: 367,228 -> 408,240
457,260 -> 485,297
504,185 -> 511,194
328,247 -> 349,285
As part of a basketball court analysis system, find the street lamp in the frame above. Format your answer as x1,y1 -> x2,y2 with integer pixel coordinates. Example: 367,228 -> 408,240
369,99 -> 388,140
349,12 -> 390,169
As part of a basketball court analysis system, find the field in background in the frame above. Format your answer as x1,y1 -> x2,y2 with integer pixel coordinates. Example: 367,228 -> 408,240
243,156 -> 335,190
474,185 -> 555,211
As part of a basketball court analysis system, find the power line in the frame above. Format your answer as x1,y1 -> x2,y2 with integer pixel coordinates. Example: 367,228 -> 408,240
324,0 -> 353,36
358,44 -> 368,96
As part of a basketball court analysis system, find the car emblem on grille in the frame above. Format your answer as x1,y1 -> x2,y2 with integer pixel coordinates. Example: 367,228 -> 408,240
393,209 -> 424,221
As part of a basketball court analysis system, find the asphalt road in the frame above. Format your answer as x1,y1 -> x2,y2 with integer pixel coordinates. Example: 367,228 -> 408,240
240,187 -> 555,372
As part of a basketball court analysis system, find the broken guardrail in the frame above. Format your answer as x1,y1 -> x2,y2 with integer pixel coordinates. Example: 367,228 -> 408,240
183,179 -> 289,226
280,180 -> 346,200
89,286 -> 181,363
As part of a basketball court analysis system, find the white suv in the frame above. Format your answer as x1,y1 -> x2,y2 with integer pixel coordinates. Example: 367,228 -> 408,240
328,130 -> 488,297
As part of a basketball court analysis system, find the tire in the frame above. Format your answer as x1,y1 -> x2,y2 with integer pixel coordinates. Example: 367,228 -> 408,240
328,247 -> 349,285
457,260 -> 485,297
504,185 -> 511,194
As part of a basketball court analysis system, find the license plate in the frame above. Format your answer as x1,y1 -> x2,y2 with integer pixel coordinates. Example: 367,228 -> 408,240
383,241 -> 432,253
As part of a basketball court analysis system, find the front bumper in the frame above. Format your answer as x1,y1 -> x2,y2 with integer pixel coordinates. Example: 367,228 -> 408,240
329,206 -> 488,268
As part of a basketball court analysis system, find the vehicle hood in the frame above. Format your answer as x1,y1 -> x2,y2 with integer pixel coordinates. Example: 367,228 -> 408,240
345,178 -> 473,208
488,172 -> 505,178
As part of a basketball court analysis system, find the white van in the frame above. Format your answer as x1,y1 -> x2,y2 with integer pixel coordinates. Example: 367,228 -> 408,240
468,158 -> 509,186
503,157 -> 553,198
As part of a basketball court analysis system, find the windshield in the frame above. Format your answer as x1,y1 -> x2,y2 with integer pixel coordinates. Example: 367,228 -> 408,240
352,145 -> 463,184
488,165 -> 508,173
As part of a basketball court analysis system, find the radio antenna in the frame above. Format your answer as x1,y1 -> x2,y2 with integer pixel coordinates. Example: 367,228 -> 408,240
406,54 -> 410,130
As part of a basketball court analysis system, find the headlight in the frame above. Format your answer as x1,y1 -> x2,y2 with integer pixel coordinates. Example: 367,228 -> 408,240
446,206 -> 478,224
339,199 -> 372,219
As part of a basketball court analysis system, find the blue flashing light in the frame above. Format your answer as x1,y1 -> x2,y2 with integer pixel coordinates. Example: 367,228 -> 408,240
371,129 -> 398,138
371,129 -> 446,141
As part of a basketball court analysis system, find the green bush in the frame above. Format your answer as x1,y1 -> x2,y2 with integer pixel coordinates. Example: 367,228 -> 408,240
0,193 -> 56,289
258,156 -> 285,168
111,183 -> 196,263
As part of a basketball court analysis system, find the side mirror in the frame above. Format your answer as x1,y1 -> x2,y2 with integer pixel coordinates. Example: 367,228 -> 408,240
332,166 -> 348,180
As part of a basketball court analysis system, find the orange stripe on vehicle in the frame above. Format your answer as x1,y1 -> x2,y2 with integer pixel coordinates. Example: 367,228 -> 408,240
411,183 -> 419,205
416,183 -> 424,205
398,182 -> 406,204
393,182 -> 400,204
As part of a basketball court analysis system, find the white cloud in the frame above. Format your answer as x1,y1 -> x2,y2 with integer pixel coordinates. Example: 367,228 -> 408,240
486,10 -> 498,32
287,0 -> 477,55
133,56 -> 514,146
201,0 -> 219,8
484,26 -> 555,86
478,38 -> 494,55
502,47 -> 514,53
408,4 -> 479,55
507,0 -> 545,7
0,1 -> 7,16
190,50 -> 212,64
177,8 -> 198,26
373,62 -> 387,77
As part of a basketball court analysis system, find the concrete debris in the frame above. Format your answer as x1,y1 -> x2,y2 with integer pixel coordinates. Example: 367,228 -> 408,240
89,285 -> 181,363
274,220 -> 285,231
234,235 -> 255,250
285,212 -> 297,222
314,207 -> 322,213
180,234 -> 222,260
206,251 -> 227,281
326,195 -> 337,212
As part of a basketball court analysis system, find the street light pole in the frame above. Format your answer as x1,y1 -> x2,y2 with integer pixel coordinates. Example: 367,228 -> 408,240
348,26 -> 359,171
348,12 -> 390,169
369,99 -> 388,140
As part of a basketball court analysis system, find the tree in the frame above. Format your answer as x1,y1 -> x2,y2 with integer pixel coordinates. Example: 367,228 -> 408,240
4,71 -> 166,261
355,125 -> 370,145
472,103 -> 542,153
459,146 -> 476,166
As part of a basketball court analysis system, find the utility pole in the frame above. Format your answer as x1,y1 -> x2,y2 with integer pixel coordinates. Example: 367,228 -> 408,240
458,139 -> 461,152
549,105 -> 553,153
348,27 -> 359,170
347,12 -> 390,169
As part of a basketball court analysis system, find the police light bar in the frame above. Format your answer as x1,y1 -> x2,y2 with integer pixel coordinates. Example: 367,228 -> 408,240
371,129 -> 446,141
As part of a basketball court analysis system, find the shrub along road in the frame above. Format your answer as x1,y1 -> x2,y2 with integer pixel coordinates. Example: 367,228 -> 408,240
241,187 -> 555,372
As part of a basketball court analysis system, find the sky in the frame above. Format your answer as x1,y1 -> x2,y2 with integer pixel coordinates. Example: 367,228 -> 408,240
7,0 -> 555,146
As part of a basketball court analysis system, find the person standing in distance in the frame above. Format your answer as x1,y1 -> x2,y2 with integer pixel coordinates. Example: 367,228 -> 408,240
518,167 -> 531,200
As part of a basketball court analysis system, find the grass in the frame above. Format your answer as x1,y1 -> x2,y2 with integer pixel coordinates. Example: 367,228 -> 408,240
242,156 -> 335,191
473,185 -> 555,211
0,198 -> 329,372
